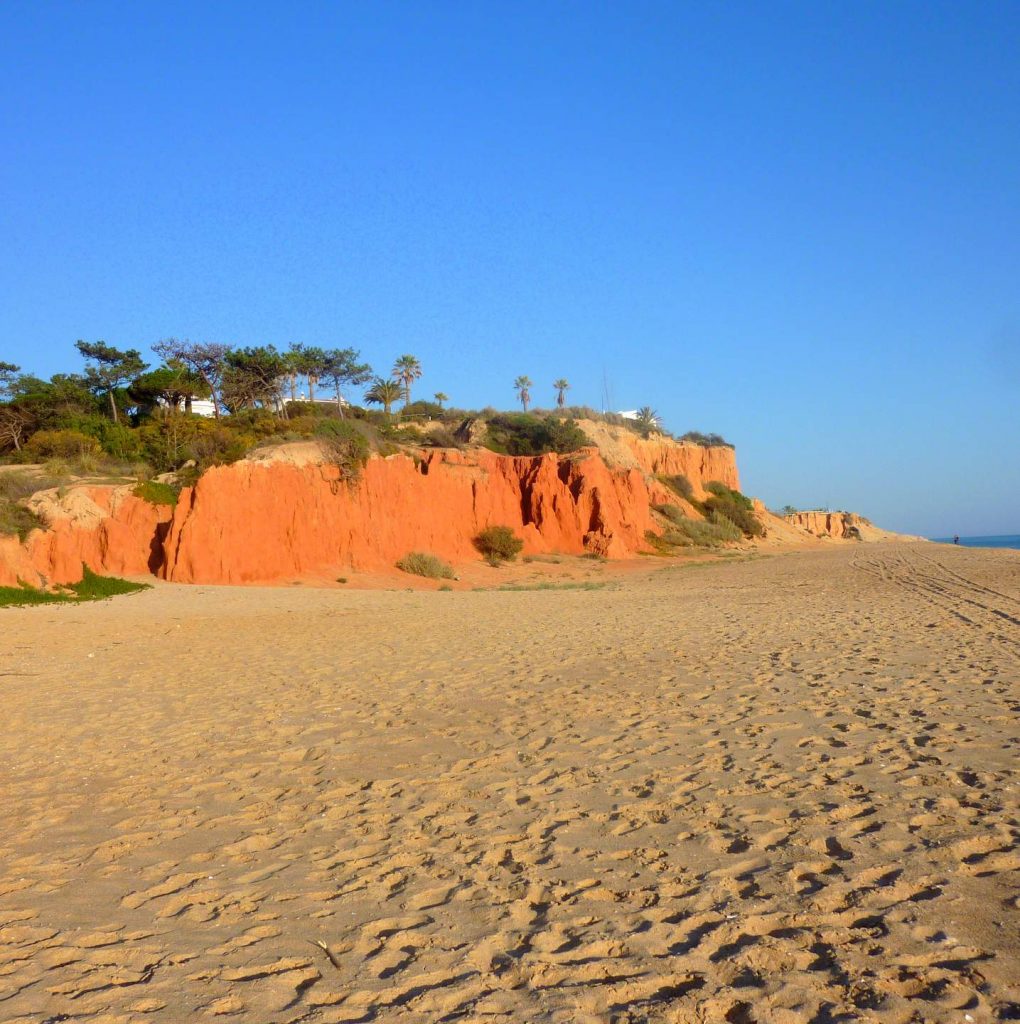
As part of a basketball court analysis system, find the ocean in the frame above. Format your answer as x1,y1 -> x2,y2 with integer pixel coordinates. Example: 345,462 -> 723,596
931,535 -> 1020,550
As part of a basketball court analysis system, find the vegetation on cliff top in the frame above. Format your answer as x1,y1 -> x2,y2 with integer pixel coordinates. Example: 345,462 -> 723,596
1,342 -> 734,519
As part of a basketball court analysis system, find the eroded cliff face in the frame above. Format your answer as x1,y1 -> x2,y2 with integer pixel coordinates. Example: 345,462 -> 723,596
783,510 -> 925,544
784,511 -> 869,540
575,421 -> 740,496
160,447 -> 661,584
0,435 -> 748,589
0,486 -> 172,588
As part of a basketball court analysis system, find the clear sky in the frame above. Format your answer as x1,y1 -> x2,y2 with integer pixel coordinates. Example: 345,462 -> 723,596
1,1 -> 1017,537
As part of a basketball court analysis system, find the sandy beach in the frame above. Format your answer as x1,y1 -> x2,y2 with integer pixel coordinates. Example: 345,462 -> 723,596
1,542 -> 1018,1022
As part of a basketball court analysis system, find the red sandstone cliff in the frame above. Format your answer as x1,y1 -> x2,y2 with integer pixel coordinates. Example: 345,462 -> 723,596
2,437 -> 731,588
160,447 -> 662,584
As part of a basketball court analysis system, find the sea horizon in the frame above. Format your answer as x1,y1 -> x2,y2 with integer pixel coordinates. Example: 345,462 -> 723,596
930,534 -> 1020,550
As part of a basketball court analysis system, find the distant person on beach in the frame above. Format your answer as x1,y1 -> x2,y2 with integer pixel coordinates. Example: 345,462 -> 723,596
954,535 -> 960,544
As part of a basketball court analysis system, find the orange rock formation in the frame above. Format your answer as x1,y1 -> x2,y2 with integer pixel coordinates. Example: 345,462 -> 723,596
784,510 -> 870,540
0,434 -> 745,588
0,486 -> 172,588
161,448 -> 662,584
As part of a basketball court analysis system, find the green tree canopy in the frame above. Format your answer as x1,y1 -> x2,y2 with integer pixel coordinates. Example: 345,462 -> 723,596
153,339 -> 229,419
220,346 -> 288,414
320,348 -> 373,414
76,340 -> 148,423
129,364 -> 211,415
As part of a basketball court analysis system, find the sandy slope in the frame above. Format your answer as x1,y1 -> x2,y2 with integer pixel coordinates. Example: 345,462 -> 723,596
1,543 -> 1018,1023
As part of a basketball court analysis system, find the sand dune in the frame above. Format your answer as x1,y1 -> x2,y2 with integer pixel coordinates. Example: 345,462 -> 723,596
1,543 -> 1018,1022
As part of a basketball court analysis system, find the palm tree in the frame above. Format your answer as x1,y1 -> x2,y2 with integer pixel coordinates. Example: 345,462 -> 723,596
392,354 -> 422,405
365,377 -> 403,418
434,392 -> 448,408
514,375 -> 533,411
636,406 -> 660,435
553,378 -> 570,408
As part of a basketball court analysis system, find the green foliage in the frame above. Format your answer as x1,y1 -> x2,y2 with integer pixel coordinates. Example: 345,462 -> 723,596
0,470 -> 62,502
396,552 -> 456,579
0,500 -> 45,540
0,568 -> 149,608
680,430 -> 732,447
129,363 -> 210,412
365,378 -> 404,415
402,400 -> 445,419
25,429 -> 101,465
424,426 -> 460,449
221,345 -> 288,412
75,340 -> 149,422
392,354 -> 423,404
67,568 -> 151,600
315,419 -> 370,480
649,506 -> 743,548
474,525 -> 524,562
700,482 -> 764,538
659,473 -> 695,502
0,582 -> 67,606
132,480 -> 178,507
482,413 -> 588,456
379,423 -> 426,445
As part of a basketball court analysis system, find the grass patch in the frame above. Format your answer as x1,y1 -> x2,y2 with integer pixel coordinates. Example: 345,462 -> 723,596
701,482 -> 764,539
658,473 -> 695,502
396,551 -> 456,579
0,567 -> 150,607
522,553 -> 563,564
0,582 -> 68,606
0,470 -> 57,540
0,501 -> 46,540
132,480 -> 178,506
646,508 -> 743,552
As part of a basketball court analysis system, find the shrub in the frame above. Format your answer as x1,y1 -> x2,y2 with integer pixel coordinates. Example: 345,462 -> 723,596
185,423 -> 251,472
424,427 -> 460,449
659,474 -> 695,502
475,525 -> 524,562
132,480 -> 178,507
379,423 -> 426,445
25,429 -> 101,465
483,413 -> 588,456
701,483 -> 763,538
315,419 -> 371,481
649,507 -> 743,548
0,470 -> 63,502
0,500 -> 45,539
396,552 -> 456,579
402,400 -> 445,420
283,401 -> 340,419
680,431 -> 733,448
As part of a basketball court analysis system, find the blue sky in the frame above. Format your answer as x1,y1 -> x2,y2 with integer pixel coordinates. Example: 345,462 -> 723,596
1,1 -> 1017,537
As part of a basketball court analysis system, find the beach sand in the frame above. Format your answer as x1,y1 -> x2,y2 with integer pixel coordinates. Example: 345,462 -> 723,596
1,543 -> 1018,1022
